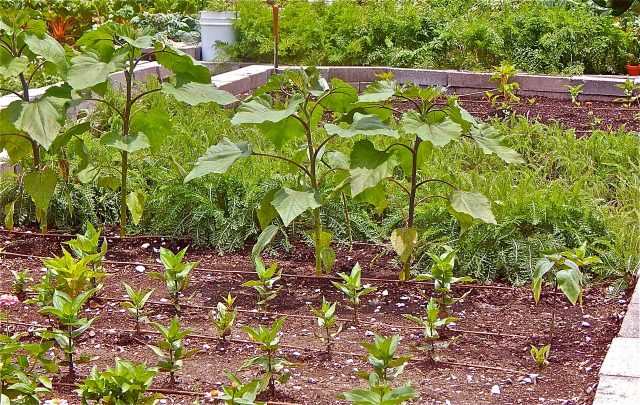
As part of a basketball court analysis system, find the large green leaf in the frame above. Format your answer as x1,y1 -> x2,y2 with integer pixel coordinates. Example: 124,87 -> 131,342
8,91 -> 69,150
231,95 -> 304,125
258,117 -> 305,150
556,262 -> 582,306
161,81 -> 236,106
0,108 -> 31,163
402,111 -> 462,147
257,188 -> 279,230
24,34 -> 67,70
271,188 -> 322,227
471,124 -> 524,164
349,139 -> 396,196
319,78 -> 358,112
359,80 -> 396,102
126,191 -> 146,225
185,138 -> 252,182
23,168 -> 57,213
155,45 -> 211,84
448,190 -> 496,232
100,131 -> 150,153
0,56 -> 28,79
67,52 -> 122,89
130,108 -> 172,151
391,227 -> 418,264
325,113 -> 398,138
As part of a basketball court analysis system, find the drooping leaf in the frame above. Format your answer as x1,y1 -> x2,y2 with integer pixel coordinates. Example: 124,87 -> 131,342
155,44 -> 211,84
161,81 -> 236,106
349,139 -> 396,196
185,138 -> 252,182
252,224 -> 279,263
556,262 -> 582,306
257,188 -> 279,230
271,189 -> 322,227
320,247 -> 336,274
4,201 -> 14,231
126,191 -> 146,225
23,168 -> 57,214
448,190 -> 496,232
390,227 -> 418,264
471,124 -> 524,164
532,258 -> 554,303
325,113 -> 398,138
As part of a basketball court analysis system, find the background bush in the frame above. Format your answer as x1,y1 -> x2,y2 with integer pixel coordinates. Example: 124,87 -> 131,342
226,0 -> 636,75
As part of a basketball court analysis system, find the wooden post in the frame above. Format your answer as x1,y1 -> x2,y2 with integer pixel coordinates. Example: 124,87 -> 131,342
273,4 -> 279,70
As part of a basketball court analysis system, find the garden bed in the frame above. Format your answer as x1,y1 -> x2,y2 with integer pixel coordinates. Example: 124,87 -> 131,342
0,230 -> 632,404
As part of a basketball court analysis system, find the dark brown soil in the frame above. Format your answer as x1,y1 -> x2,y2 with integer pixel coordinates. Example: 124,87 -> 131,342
457,96 -> 640,133
0,231 -> 632,405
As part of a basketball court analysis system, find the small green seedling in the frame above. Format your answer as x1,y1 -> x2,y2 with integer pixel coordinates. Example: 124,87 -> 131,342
332,263 -> 376,325
487,64 -> 520,110
532,242 -> 600,343
614,79 -> 640,107
565,84 -> 584,106
403,297 -> 458,360
11,270 -> 33,301
530,344 -> 551,371
310,296 -> 343,355
415,247 -> 473,313
339,334 -> 419,405
210,294 -> 237,341
242,258 -> 282,311
241,317 -> 293,399
121,282 -> 154,334
207,372 -> 265,405
148,247 -> 199,311
148,316 -> 198,385
77,358 -> 163,404
37,288 -> 99,375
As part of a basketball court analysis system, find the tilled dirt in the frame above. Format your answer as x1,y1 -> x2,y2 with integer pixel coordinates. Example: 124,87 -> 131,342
0,231 -> 633,404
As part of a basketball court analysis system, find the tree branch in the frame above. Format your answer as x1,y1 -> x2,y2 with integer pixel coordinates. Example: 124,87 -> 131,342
387,178 -> 410,197
85,98 -> 125,121
131,88 -> 162,105
414,195 -> 449,208
0,87 -> 23,99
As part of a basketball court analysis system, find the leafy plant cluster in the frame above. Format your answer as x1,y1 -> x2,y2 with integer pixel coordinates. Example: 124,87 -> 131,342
226,0 -> 634,75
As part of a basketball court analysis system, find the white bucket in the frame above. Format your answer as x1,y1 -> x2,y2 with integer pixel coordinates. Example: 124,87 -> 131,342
199,11 -> 237,62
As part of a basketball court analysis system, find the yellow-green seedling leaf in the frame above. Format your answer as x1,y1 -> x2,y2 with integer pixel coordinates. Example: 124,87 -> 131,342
4,201 -> 15,231
390,227 -> 418,264
448,190 -> 496,233
358,80 -> 397,103
126,191 -> 146,225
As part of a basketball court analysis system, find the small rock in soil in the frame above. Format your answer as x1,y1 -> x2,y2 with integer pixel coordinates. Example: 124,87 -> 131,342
135,265 -> 145,272
581,321 -> 591,328
491,385 -> 501,396
141,243 -> 150,249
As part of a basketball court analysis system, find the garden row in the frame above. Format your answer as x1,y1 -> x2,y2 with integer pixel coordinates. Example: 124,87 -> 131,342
0,226 -> 626,404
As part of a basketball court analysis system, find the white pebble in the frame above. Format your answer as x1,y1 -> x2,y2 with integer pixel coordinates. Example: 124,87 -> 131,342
491,385 -> 501,396
135,265 -> 146,273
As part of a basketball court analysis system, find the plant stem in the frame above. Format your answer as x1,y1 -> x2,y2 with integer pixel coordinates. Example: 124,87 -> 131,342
401,137 -> 421,281
549,280 -> 558,346
119,151 -> 128,237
